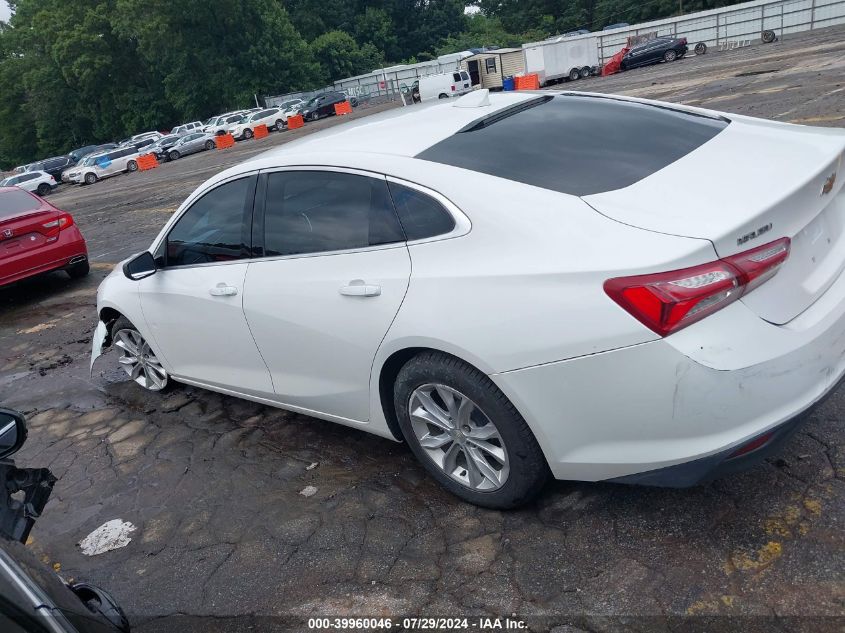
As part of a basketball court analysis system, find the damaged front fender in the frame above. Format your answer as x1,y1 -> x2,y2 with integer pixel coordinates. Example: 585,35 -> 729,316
90,320 -> 109,375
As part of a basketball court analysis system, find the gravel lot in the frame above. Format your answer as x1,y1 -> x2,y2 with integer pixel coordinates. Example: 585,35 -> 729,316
1,26 -> 844,633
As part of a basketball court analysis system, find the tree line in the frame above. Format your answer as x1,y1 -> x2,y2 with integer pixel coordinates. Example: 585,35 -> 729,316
0,0 -> 746,169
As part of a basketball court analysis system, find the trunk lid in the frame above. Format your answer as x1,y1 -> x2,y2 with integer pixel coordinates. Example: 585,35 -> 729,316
583,116 -> 845,325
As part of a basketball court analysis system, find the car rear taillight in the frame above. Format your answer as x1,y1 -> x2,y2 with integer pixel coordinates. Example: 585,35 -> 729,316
42,213 -> 74,235
679,37 -> 688,45
451,85 -> 456,91
604,237 -> 790,336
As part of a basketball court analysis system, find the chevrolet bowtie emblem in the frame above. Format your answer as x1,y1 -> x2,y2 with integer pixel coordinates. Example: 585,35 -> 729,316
822,172 -> 837,196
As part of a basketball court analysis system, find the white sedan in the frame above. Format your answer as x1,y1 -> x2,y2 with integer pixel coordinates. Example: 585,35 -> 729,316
92,90 -> 845,508
0,170 -> 57,196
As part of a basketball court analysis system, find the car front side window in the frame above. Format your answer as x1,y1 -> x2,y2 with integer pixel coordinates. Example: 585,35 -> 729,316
164,176 -> 255,267
262,171 -> 405,258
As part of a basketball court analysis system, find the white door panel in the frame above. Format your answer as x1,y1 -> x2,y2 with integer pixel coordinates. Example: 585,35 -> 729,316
139,264 -> 274,394
243,246 -> 411,422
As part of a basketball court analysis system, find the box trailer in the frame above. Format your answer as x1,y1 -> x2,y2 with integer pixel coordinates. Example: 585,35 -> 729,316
522,35 -> 600,85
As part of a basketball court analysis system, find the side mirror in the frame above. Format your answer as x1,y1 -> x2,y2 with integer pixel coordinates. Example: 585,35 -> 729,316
123,251 -> 157,280
0,409 -> 27,460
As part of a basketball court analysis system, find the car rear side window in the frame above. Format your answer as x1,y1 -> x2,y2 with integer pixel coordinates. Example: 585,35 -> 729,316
0,189 -> 40,218
262,171 -> 404,257
165,176 -> 254,267
387,182 -> 456,240
416,94 -> 729,196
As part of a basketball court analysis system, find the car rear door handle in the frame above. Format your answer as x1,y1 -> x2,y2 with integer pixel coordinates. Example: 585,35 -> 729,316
340,280 -> 381,297
209,283 -> 238,297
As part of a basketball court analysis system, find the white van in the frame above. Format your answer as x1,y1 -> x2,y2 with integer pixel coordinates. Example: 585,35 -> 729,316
63,147 -> 141,185
418,71 -> 472,102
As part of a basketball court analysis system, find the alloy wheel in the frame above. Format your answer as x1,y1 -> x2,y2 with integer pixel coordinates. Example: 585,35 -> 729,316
408,384 -> 509,491
114,328 -> 168,391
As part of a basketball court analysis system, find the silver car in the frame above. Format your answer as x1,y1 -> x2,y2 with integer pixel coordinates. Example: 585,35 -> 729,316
164,132 -> 217,161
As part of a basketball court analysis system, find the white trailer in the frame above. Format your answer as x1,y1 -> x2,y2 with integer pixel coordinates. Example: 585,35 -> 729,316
522,35 -> 600,85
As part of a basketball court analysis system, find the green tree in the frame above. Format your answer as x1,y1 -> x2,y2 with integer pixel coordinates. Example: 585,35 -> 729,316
311,29 -> 384,84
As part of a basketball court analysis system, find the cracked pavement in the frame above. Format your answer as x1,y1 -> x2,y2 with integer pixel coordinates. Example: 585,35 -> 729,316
1,26 -> 844,633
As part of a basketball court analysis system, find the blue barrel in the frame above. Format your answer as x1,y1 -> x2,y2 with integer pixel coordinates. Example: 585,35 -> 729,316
502,76 -> 515,91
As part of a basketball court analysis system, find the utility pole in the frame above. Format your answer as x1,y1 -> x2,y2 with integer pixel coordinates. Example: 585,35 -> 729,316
679,0 -> 683,14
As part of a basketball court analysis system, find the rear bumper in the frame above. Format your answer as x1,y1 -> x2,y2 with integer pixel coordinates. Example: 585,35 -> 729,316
491,274 -> 845,483
608,391 -> 818,487
0,226 -> 87,287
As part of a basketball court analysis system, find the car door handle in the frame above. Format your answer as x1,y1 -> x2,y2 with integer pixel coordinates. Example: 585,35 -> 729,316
209,283 -> 238,297
339,280 -> 381,297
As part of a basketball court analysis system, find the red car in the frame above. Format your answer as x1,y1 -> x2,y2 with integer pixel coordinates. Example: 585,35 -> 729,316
0,187 -> 89,287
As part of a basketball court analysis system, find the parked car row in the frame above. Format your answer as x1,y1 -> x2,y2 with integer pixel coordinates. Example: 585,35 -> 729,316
3,94 -> 362,191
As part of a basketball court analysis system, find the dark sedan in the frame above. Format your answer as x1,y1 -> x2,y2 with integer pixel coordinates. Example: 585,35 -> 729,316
299,92 -> 351,122
620,37 -> 688,70
29,156 -> 74,182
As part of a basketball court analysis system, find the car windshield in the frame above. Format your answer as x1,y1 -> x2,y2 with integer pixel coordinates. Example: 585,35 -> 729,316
281,100 -> 299,109
305,97 -> 320,108
0,178 -> 11,186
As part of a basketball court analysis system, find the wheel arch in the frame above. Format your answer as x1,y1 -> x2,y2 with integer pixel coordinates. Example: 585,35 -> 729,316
374,342 -> 499,442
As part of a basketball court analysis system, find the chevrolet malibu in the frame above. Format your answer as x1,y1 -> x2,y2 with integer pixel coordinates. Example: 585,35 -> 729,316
92,90 -> 845,508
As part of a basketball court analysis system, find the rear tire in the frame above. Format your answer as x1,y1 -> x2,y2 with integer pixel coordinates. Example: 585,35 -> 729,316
663,50 -> 678,62
394,352 -> 549,509
438,93 -> 449,99
579,66 -> 591,79
37,183 -> 51,196
127,160 -> 138,172
111,317 -> 170,392
66,260 -> 89,279
569,68 -> 580,81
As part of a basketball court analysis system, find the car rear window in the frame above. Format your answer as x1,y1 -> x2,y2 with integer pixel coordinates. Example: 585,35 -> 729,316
416,94 -> 729,196
0,189 -> 41,218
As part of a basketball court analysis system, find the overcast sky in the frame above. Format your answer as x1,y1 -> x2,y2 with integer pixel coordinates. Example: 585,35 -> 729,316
0,1 -> 10,22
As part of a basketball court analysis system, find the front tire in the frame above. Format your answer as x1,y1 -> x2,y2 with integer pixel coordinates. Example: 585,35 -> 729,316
111,317 -> 169,392
394,352 -> 548,509
204,140 -> 215,150
309,112 -> 319,121
169,150 -> 180,161
84,173 -> 97,185
274,119 -> 284,131
569,68 -> 580,81
243,128 -> 253,139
